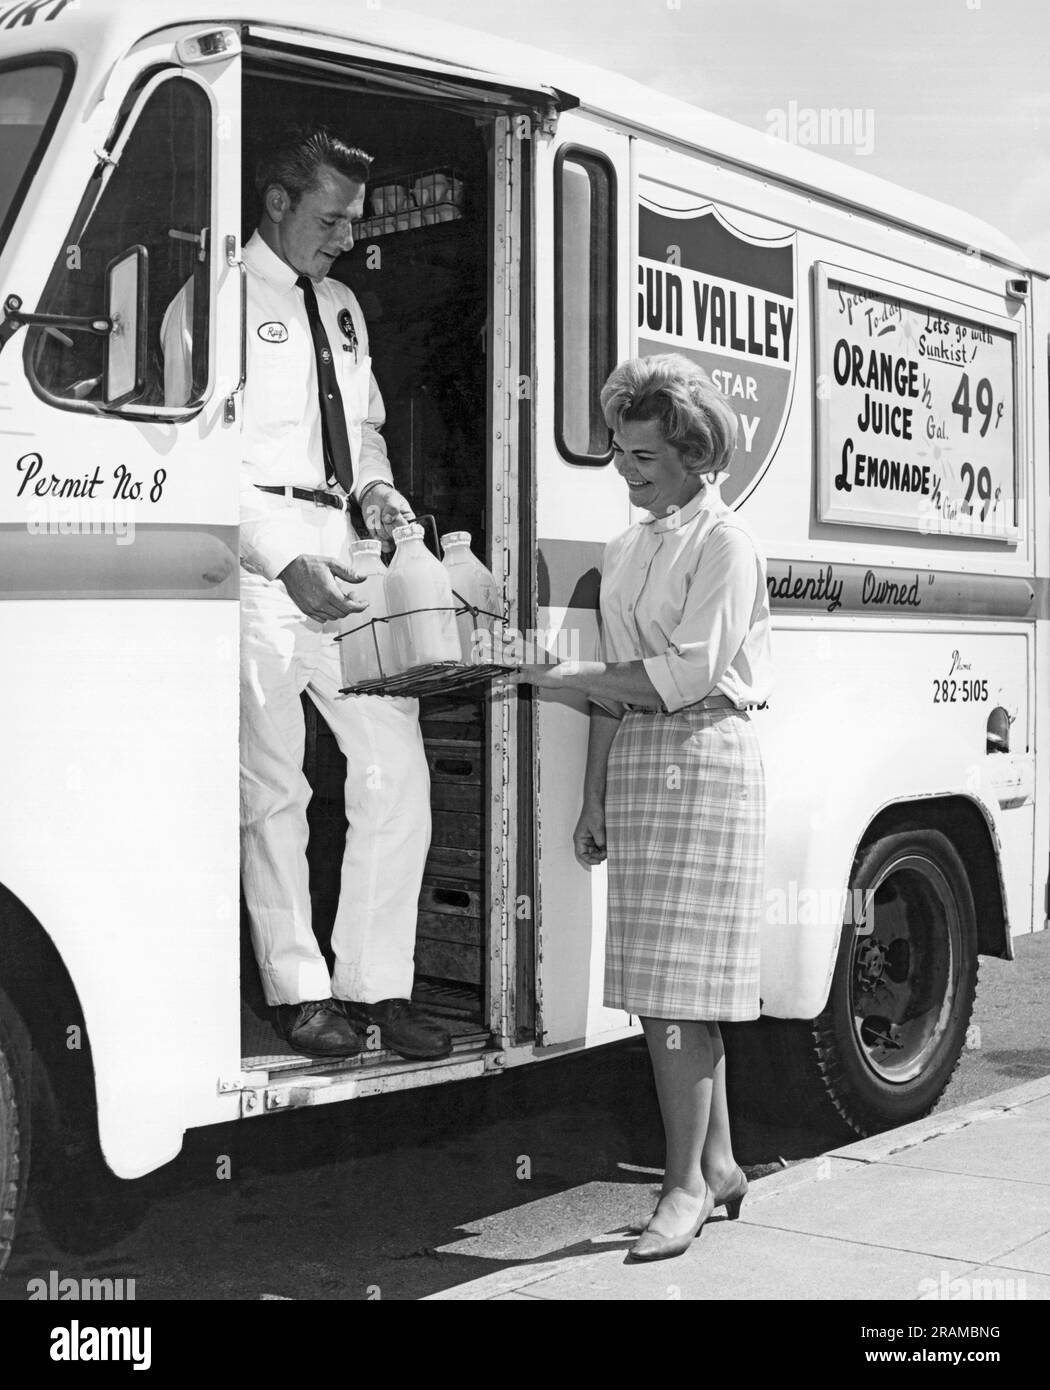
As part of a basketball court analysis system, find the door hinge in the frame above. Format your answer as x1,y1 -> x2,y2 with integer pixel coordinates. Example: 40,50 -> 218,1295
536,101 -> 560,142
217,1071 -> 254,1094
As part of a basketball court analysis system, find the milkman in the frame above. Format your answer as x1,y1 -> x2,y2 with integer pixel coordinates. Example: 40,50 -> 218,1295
163,124 -> 450,1061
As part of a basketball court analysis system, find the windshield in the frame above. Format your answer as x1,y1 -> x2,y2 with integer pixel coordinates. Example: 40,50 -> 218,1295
0,56 -> 73,254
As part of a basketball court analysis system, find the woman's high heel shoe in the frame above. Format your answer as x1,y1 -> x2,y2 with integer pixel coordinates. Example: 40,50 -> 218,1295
628,1187 -> 714,1262
630,1169 -> 750,1239
715,1167 -> 749,1221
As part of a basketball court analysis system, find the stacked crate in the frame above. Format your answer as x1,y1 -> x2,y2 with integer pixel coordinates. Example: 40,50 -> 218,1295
416,697 -> 485,995
300,695 -> 486,1003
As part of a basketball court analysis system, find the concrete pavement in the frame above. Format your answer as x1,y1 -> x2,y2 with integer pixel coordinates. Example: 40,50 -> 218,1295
425,1074 -> 1050,1300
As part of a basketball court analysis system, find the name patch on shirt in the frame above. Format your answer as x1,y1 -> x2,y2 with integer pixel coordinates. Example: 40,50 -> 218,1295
257,321 -> 289,343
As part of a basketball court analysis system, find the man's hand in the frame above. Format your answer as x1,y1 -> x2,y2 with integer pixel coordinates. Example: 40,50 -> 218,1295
360,482 -> 415,542
277,555 -> 368,623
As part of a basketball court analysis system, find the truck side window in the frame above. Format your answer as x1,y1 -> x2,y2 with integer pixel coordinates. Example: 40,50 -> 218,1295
0,56 -> 74,256
25,74 -> 211,412
555,146 -> 616,465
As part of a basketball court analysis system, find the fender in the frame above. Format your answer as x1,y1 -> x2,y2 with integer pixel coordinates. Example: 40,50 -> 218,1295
760,715 -> 1011,1019
0,601 -> 241,1179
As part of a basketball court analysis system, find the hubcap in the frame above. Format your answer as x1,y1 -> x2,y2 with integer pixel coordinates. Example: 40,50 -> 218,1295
848,854 -> 960,1084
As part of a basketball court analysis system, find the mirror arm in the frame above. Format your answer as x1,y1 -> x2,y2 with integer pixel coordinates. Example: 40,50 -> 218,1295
1,294 -> 112,352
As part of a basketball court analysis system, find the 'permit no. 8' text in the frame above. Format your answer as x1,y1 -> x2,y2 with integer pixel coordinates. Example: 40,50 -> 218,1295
15,453 -> 167,504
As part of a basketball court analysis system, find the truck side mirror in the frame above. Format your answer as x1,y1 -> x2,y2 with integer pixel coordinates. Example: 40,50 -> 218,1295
986,706 -> 1011,754
104,245 -> 149,406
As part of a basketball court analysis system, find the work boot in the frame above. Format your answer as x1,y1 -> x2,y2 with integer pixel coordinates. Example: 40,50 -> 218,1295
343,998 -> 452,1060
273,999 -> 363,1058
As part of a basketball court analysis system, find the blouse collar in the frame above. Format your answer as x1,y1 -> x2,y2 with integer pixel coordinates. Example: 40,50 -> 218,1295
642,482 -> 726,533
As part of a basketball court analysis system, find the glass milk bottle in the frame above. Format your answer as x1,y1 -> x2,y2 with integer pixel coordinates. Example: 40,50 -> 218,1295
337,540 -> 395,686
384,522 -> 461,670
441,531 -> 501,662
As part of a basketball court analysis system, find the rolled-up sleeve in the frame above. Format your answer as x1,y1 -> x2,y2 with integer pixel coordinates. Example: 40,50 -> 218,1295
348,304 -> 394,505
353,368 -> 394,503
589,588 -> 625,720
642,524 -> 759,713
238,483 -> 307,582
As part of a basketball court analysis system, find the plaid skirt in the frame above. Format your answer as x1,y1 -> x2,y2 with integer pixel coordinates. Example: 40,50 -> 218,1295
603,707 -> 766,1021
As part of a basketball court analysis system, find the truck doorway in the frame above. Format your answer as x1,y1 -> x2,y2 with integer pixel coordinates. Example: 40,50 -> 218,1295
236,57 -> 501,1072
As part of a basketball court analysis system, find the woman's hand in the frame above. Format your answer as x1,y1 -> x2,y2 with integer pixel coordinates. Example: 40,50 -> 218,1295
573,799 -> 607,867
508,655 -> 662,709
507,661 -> 572,689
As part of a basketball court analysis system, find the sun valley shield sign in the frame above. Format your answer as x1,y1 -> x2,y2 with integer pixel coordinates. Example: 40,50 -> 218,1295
636,200 -> 797,507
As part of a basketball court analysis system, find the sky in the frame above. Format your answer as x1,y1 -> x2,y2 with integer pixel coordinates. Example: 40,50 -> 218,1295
396,0 -> 1049,272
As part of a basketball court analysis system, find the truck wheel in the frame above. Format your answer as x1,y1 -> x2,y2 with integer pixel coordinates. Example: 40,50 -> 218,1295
0,990 -> 31,1277
725,828 -> 980,1138
30,1072 -> 148,1256
813,827 -> 979,1135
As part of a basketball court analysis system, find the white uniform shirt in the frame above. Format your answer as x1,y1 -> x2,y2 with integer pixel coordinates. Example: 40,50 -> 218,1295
596,486 -> 773,717
161,230 -> 394,581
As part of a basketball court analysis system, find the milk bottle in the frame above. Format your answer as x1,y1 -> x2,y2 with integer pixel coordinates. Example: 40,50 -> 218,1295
337,540 -> 395,686
384,522 -> 461,670
441,531 -> 502,662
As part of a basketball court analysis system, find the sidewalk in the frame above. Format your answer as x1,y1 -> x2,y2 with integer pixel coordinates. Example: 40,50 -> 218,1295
425,1075 -> 1050,1300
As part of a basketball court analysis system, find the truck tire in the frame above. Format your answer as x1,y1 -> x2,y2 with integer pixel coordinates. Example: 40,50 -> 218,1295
0,990 -> 31,1277
30,1064 -> 148,1256
726,827 -> 980,1137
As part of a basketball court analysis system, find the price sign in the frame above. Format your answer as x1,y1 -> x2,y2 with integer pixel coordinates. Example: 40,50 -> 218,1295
815,265 -> 1019,541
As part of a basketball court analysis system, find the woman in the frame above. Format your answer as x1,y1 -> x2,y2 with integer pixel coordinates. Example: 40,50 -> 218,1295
513,354 -> 772,1261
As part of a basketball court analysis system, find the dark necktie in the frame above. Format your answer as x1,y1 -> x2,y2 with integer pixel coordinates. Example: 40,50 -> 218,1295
296,274 -> 355,494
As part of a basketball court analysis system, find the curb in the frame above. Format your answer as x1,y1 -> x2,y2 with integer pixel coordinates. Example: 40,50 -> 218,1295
826,1073 -> 1050,1164
423,1073 -> 1050,1300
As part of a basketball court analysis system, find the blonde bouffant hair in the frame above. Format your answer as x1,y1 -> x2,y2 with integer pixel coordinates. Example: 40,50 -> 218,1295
600,354 -> 739,477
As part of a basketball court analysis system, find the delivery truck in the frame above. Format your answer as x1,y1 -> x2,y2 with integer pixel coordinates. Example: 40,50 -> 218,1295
0,0 -> 1046,1269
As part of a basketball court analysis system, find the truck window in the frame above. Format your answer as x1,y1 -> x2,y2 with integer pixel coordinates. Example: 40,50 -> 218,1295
0,54 -> 74,254
25,73 -> 211,412
555,146 -> 616,464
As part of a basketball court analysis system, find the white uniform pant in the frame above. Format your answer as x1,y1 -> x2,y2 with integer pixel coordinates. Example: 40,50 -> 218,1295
240,555 -> 430,1006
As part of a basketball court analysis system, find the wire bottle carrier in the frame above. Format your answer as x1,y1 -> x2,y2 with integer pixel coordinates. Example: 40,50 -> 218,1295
337,594 -> 513,698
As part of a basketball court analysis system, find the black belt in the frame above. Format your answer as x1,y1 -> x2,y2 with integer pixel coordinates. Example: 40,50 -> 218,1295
255,484 -> 346,510
624,693 -> 741,714
684,693 -> 738,712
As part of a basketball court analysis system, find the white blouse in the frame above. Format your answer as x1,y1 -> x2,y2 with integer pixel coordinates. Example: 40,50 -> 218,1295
596,486 -> 773,717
